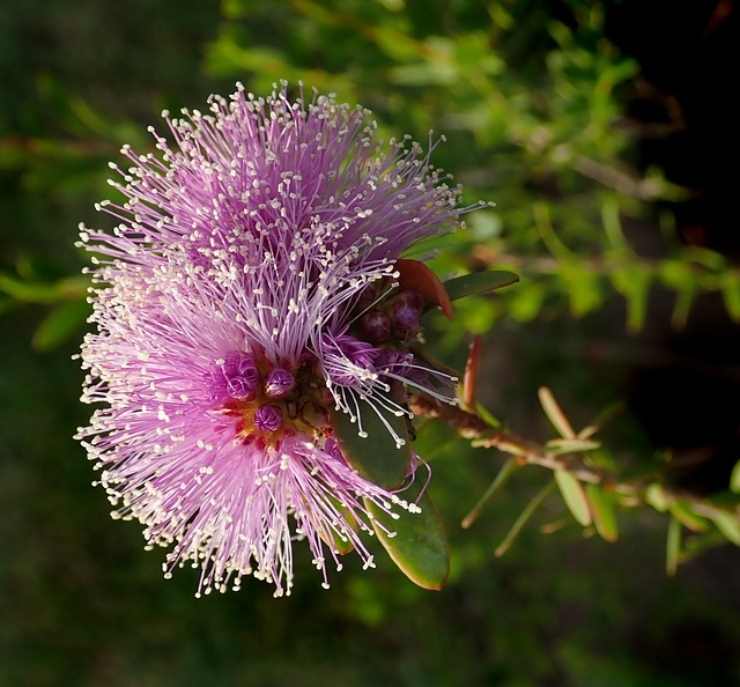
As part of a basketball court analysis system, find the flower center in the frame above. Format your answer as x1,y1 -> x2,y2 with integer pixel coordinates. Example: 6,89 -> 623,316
213,352 -> 330,449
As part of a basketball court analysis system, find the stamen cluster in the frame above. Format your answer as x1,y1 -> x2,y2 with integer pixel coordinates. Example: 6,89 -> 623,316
75,83 -> 467,596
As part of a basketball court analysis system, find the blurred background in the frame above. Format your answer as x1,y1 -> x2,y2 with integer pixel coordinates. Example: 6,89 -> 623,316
1,1 -> 739,685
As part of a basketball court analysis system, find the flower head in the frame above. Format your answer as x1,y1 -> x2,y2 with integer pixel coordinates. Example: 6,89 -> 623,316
76,83 -> 470,596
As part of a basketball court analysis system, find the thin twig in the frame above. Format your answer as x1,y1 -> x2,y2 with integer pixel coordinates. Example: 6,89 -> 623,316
409,393 -> 738,520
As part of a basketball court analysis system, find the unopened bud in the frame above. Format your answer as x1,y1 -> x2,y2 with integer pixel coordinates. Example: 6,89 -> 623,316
390,290 -> 423,338
360,310 -> 391,343
255,404 -> 283,433
265,368 -> 295,398
214,351 -> 259,401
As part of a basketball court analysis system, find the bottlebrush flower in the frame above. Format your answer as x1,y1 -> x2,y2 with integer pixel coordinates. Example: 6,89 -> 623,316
75,82 -> 469,597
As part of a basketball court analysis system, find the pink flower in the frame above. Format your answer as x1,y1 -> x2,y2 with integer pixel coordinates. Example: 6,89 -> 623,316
75,83 -> 467,597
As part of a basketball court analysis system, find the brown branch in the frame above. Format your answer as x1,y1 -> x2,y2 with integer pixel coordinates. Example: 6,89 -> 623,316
409,393 -> 738,520
410,394 -> 608,485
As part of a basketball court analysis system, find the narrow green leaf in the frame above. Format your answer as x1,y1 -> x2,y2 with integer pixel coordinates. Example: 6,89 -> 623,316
586,485 -> 619,542
721,272 -> 740,322
669,501 -> 709,532
555,469 -> 591,526
679,530 -> 726,565
577,402 -> 624,440
365,481 -> 449,590
442,270 -> 519,302
659,261 -> 696,329
475,401 -> 501,429
327,532 -> 355,556
710,511 -> 740,546
731,460 -> 740,494
495,481 -> 555,557
0,273 -> 62,303
611,265 -> 652,332
666,517 -> 681,576
32,300 -> 89,351
538,387 -> 575,439
331,403 -> 412,490
461,458 -> 519,529
546,438 -> 601,454
645,483 -> 670,512
0,273 -> 88,303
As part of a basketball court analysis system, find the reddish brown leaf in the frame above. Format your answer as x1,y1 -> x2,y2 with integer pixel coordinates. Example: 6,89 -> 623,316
396,259 -> 454,320
463,335 -> 482,408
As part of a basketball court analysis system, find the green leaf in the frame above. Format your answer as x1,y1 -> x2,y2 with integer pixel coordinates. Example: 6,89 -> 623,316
659,261 -> 696,329
666,517 -> 681,576
461,458 -> 519,529
546,438 -> 601,454
731,460 -> 740,494
610,265 -> 652,332
475,401 -> 501,429
454,295 -> 500,333
508,281 -> 547,322
559,262 -> 603,318
578,402 -> 624,440
710,511 -> 740,546
0,273 -> 88,304
319,499 -> 357,556
669,501 -> 709,533
679,530 -> 727,565
721,273 -> 740,322
365,481 -> 449,590
555,469 -> 591,526
645,483 -> 670,512
331,403 -> 412,490
411,420 -> 458,462
538,387 -> 575,439
442,270 -> 519,302
32,300 -> 89,351
495,481 -> 555,557
586,485 -> 619,542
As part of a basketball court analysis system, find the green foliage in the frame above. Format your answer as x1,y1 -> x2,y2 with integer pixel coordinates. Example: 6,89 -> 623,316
366,480 -> 449,591
441,269 -> 519,302
0,272 -> 87,304
1,0 -> 735,590
710,511 -> 740,546
554,469 -> 592,527
331,402 -> 412,490
538,386 -> 576,439
495,481 -> 555,558
666,517 -> 681,577
4,0 -> 737,343
731,460 -> 740,493
464,386 -> 740,575
3,2 -> 740,684
205,0 -> 733,332
32,300 -> 89,351
461,457 -> 518,529
586,485 -> 619,542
